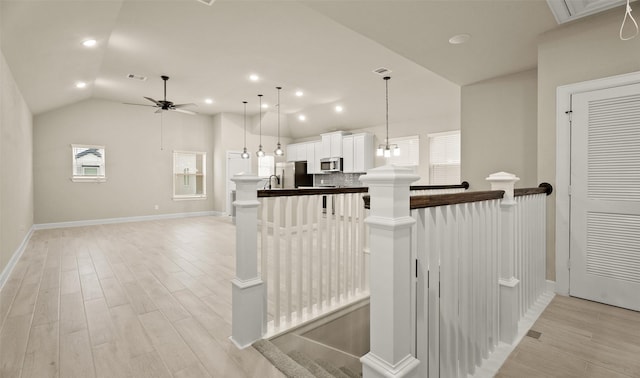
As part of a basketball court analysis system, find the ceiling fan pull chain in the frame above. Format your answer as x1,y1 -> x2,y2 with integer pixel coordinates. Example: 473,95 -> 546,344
160,112 -> 164,150
620,0 -> 639,41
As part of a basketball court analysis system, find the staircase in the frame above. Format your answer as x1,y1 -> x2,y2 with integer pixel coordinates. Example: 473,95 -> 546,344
253,302 -> 368,378
254,339 -> 361,378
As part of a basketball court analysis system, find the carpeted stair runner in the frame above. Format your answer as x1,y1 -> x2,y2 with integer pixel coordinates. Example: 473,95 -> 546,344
253,339 -> 315,378
254,339 -> 361,378
315,359 -> 352,378
287,351 -> 335,378
338,366 -> 360,378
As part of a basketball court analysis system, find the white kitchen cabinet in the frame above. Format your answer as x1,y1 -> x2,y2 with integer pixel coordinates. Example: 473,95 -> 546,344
343,132 -> 373,173
342,135 -> 354,172
286,143 -> 307,162
306,142 -> 318,174
320,131 -> 348,158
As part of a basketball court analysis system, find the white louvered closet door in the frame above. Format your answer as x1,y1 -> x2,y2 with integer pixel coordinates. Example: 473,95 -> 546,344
570,83 -> 640,311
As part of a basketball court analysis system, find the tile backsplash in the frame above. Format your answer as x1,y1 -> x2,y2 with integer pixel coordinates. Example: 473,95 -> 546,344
313,172 -> 365,188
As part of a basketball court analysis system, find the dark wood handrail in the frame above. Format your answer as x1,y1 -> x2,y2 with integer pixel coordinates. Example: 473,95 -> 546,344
257,182 -> 470,198
514,183 -> 553,197
363,190 -> 505,210
258,187 -> 368,198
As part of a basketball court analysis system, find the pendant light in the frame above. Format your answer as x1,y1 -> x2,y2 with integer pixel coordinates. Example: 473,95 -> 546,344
241,101 -> 250,159
376,76 -> 400,158
274,86 -> 284,156
256,94 -> 265,157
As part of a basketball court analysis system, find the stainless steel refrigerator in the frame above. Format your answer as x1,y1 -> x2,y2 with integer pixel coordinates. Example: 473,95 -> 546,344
275,161 -> 313,189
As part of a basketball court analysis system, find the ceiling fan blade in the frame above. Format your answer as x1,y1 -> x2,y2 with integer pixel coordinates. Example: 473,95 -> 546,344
172,103 -> 197,109
155,108 -> 164,114
144,96 -> 161,106
172,108 -> 196,115
123,102 -> 156,107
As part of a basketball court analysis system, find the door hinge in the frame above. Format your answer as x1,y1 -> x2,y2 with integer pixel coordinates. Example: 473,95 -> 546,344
565,110 -> 573,123
415,259 -> 418,278
567,259 -> 571,270
568,185 -> 571,196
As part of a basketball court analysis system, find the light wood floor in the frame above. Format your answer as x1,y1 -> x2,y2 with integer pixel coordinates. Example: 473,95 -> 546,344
497,294 -> 640,377
1,215 -> 639,378
0,216 -> 285,378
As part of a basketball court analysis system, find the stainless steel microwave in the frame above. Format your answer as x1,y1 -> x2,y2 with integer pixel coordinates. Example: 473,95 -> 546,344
320,157 -> 342,172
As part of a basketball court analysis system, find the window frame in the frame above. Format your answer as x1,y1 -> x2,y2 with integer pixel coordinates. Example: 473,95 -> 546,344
172,150 -> 207,200
71,144 -> 106,183
428,130 -> 461,185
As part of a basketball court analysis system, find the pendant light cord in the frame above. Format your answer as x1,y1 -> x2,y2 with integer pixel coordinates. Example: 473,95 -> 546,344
384,76 -> 390,147
620,0 -> 639,40
243,101 -> 247,148
276,87 -> 281,143
259,95 -> 263,146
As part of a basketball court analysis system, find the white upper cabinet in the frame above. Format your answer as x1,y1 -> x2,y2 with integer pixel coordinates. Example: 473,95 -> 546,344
286,143 -> 307,162
321,131 -> 348,158
343,132 -> 373,173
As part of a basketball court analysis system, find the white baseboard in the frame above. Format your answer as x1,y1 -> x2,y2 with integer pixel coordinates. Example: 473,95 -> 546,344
0,225 -> 35,291
33,211 -> 225,230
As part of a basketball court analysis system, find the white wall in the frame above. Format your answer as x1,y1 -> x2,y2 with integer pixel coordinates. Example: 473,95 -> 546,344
0,51 -> 34,275
461,69 -> 538,190
538,8 -> 640,280
33,98 -> 215,223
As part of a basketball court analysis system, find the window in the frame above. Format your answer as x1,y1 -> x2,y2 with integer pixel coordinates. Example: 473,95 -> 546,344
258,155 -> 275,178
173,151 -> 206,199
429,130 -> 460,185
72,144 -> 106,182
387,135 -> 420,166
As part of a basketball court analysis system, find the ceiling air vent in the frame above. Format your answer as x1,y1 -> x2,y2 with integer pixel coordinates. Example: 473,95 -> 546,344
127,74 -> 147,81
373,67 -> 392,76
546,0 -> 626,23
196,0 -> 215,5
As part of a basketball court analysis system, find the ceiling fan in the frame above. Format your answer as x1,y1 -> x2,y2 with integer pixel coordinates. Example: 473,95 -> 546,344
126,75 -> 196,115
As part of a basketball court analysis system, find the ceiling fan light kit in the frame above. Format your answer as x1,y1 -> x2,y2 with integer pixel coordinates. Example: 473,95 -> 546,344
126,76 -> 197,115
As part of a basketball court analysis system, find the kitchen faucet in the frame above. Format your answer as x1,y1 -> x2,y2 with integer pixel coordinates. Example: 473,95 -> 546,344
265,174 -> 280,189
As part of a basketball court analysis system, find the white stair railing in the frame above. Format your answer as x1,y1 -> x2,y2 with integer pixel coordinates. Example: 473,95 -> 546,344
257,189 -> 370,337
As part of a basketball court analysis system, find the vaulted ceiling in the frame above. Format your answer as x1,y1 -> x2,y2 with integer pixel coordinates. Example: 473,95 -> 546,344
0,0 -> 616,139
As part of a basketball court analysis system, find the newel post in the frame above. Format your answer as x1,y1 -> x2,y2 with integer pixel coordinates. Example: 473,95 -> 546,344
230,173 -> 264,349
486,171 -> 520,344
359,165 -> 420,378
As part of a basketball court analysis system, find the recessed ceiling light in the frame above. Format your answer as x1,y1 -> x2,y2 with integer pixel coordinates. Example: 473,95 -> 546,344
261,103 -> 269,109
298,114 -> 306,121
75,81 -> 87,89
335,105 -> 344,113
82,39 -> 97,47
205,98 -> 213,104
449,34 -> 471,45
295,91 -> 304,97
249,74 -> 259,81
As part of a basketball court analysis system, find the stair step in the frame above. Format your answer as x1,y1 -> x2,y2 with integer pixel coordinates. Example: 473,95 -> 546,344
315,359 -> 352,378
253,339 -> 315,378
339,366 -> 361,378
288,350 -> 335,378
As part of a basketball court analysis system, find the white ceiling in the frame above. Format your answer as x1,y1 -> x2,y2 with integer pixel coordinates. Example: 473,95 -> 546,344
0,0 -> 604,139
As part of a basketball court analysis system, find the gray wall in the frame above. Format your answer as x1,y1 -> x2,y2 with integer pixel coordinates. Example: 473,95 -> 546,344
0,51 -> 34,275
461,69 -> 538,190
538,8 -> 640,280
33,98 -> 215,223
